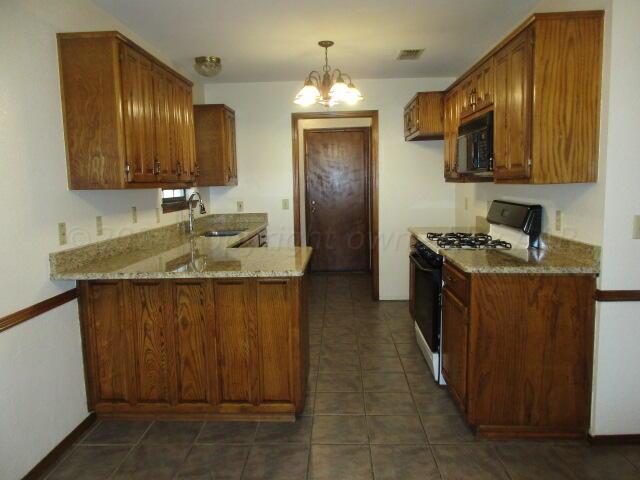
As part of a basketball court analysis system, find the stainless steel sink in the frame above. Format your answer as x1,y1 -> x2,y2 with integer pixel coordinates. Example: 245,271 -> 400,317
200,229 -> 246,237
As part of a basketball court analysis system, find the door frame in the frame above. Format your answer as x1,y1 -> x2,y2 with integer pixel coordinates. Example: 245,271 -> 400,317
291,110 -> 379,300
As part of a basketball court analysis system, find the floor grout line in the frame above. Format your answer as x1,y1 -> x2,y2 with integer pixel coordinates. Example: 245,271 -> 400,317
105,420 -> 155,480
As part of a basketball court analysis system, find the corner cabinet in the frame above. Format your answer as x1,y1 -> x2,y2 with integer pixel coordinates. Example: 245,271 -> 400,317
57,32 -> 197,189
193,105 -> 238,186
78,276 -> 308,417
404,92 -> 444,141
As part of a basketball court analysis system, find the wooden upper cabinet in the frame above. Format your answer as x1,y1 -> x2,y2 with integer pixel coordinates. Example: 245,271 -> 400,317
193,104 -> 238,186
493,29 -> 533,181
443,11 -> 603,184
404,92 -> 444,141
57,31 -> 196,189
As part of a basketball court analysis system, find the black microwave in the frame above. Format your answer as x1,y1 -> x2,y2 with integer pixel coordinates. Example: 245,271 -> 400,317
456,111 -> 493,175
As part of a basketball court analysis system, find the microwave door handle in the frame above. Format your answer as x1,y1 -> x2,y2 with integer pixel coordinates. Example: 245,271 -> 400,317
471,135 -> 479,169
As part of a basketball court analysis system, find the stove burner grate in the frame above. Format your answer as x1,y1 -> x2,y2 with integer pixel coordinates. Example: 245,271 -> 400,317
426,232 -> 512,250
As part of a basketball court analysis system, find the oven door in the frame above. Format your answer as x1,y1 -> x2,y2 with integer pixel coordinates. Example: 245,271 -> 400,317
409,253 -> 442,353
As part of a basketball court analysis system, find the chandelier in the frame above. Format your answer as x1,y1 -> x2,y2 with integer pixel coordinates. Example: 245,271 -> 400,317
294,41 -> 363,107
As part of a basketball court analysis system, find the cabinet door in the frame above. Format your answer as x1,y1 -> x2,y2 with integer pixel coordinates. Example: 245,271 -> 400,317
474,58 -> 495,110
82,281 -> 132,406
443,89 -> 460,180
403,108 -> 412,138
152,65 -> 179,182
494,30 -> 533,180
128,280 -> 175,405
212,280 -> 258,404
120,45 -> 156,183
459,76 -> 476,119
223,108 -> 238,185
256,279 -> 294,403
172,280 -> 217,405
441,288 -> 468,411
175,82 -> 195,183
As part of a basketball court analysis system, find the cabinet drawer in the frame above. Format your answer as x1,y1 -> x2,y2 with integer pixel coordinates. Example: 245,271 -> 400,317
443,262 -> 469,304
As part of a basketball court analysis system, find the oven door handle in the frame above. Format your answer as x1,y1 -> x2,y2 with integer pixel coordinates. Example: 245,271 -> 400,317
410,253 -> 437,273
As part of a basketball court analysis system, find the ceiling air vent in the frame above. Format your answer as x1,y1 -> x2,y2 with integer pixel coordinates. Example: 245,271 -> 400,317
397,49 -> 424,60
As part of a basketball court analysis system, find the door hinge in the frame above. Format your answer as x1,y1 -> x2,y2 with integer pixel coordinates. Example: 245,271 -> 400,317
125,163 -> 131,182
528,158 -> 532,167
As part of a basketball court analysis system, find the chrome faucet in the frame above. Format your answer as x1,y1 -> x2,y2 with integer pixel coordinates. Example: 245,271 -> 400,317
187,191 -> 206,234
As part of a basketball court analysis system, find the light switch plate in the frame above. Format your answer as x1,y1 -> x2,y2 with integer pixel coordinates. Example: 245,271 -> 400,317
237,200 -> 244,213
131,206 -> 137,224
282,198 -> 290,210
633,215 -> 640,239
96,216 -> 103,236
555,210 -> 562,231
58,222 -> 67,245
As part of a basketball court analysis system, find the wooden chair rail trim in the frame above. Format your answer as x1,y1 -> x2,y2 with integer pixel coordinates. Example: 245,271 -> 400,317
594,289 -> 640,302
0,288 -> 78,334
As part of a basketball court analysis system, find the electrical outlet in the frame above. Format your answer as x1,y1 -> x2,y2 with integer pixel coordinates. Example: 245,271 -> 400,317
464,197 -> 469,211
96,216 -> 103,236
633,215 -> 640,239
237,200 -> 244,213
555,210 -> 562,231
131,206 -> 137,224
58,222 -> 67,245
282,198 -> 290,210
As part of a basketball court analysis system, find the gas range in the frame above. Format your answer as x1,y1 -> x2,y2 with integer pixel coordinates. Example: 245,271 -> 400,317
425,232 -> 512,250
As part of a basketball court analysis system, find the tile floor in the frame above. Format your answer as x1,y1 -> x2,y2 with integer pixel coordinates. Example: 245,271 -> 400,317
43,274 -> 640,479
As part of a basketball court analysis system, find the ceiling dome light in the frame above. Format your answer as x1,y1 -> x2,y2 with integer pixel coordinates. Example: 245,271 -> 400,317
194,56 -> 221,77
294,41 -> 363,108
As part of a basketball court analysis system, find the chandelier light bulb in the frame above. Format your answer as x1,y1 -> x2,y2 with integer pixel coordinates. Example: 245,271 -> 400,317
344,83 -> 363,105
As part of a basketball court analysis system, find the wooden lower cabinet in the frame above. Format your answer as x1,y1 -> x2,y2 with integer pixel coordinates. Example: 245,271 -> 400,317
440,262 -> 596,438
78,276 -> 308,417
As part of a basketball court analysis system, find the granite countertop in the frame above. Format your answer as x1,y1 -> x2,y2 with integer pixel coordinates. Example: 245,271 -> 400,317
409,226 -> 600,275
50,214 -> 312,280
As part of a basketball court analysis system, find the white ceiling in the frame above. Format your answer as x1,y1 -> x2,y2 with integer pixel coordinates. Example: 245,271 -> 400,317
93,0 -> 538,83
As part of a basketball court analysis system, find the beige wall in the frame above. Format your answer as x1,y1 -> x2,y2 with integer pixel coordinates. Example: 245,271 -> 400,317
0,1 -> 204,478
204,77 -> 457,299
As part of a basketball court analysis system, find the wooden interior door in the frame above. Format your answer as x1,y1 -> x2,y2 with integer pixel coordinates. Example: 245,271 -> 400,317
304,128 -> 370,272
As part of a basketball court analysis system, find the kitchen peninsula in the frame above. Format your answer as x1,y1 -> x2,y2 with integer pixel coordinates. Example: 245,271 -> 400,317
50,214 -> 312,419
